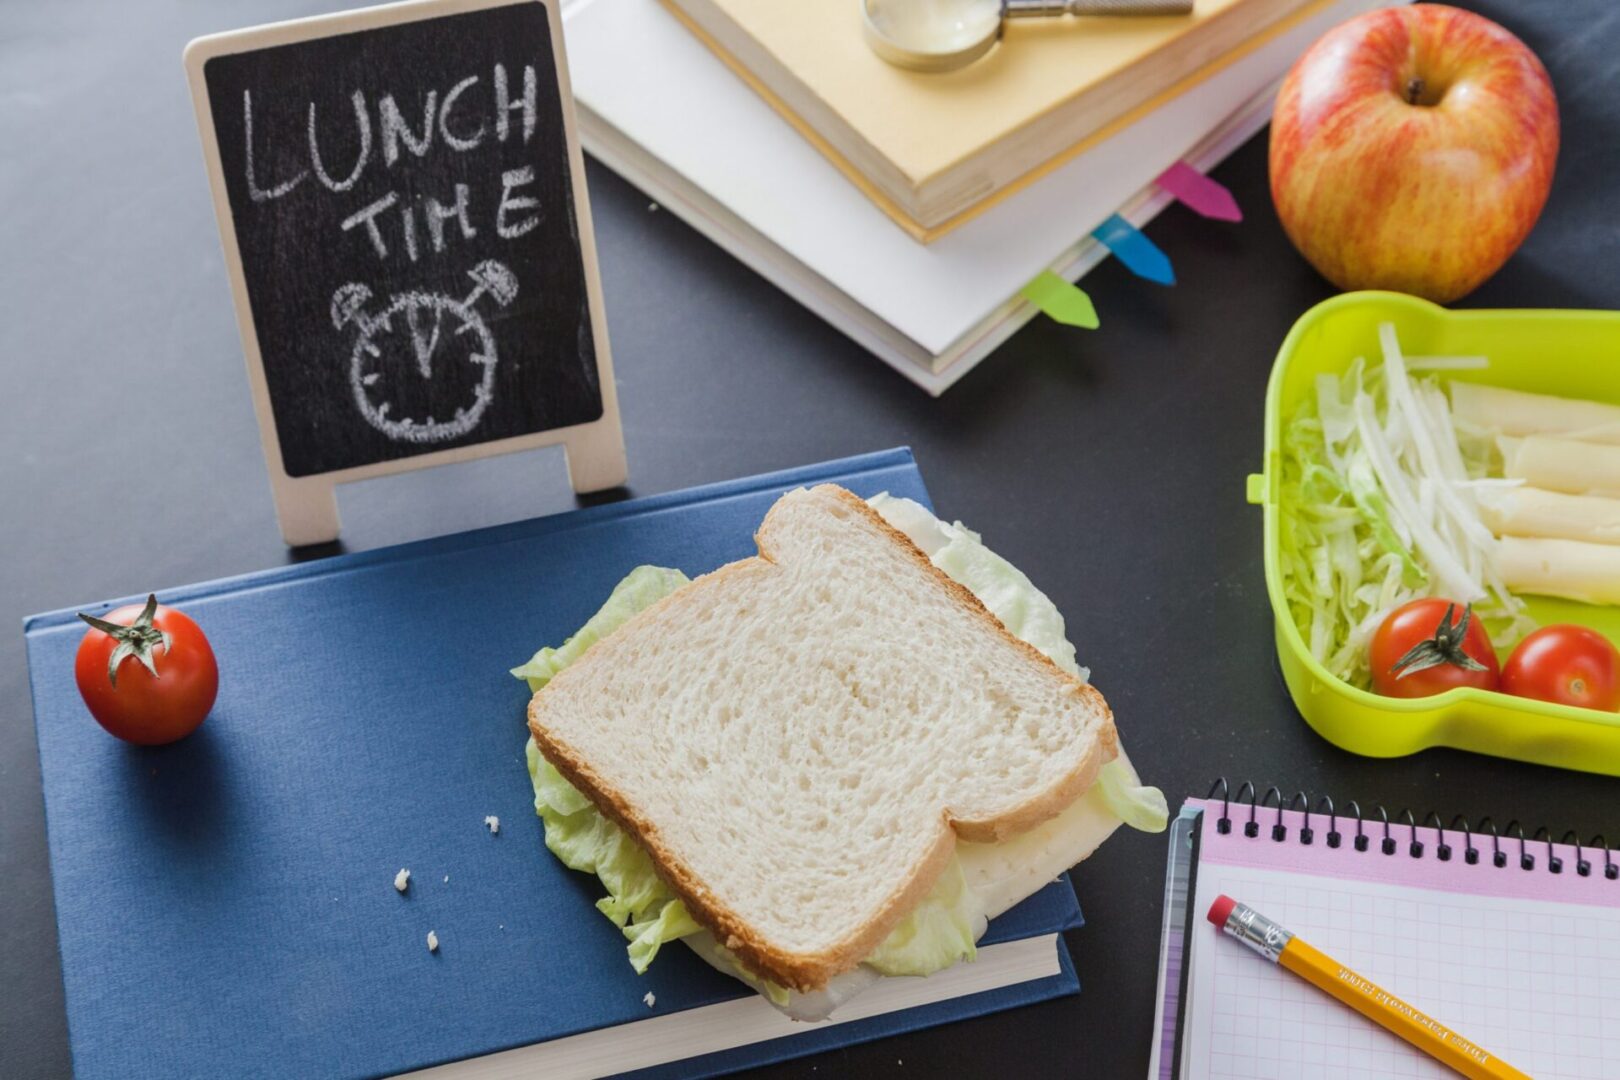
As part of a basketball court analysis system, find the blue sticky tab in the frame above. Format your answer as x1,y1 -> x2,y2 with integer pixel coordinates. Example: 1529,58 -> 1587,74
1092,213 -> 1175,286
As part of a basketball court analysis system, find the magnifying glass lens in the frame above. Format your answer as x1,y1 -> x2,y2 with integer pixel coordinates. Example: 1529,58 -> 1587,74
865,0 -> 1002,70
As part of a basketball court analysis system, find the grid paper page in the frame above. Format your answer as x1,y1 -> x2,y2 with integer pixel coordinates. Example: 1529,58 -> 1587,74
1182,804 -> 1620,1079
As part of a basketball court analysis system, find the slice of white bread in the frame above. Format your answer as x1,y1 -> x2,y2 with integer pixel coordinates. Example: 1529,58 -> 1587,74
681,747 -> 1140,1020
527,484 -> 1117,992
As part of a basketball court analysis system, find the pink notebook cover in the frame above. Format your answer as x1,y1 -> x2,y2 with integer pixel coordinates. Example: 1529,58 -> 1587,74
1189,797 -> 1618,907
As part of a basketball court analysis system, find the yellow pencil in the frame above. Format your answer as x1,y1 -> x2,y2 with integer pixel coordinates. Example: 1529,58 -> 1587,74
1208,895 -> 1529,1080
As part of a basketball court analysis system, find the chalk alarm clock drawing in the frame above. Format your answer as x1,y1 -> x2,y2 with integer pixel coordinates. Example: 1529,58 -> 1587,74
185,0 -> 626,545
332,259 -> 518,444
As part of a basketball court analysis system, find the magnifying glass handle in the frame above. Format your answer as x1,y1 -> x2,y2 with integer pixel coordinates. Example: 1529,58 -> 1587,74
1004,0 -> 1194,16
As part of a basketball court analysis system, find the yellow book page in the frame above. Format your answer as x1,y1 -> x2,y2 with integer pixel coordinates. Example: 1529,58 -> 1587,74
700,0 -> 1264,186
665,0 -> 1340,242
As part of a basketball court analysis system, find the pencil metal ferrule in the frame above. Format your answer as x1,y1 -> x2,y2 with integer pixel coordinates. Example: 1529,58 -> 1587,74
1220,901 -> 1293,962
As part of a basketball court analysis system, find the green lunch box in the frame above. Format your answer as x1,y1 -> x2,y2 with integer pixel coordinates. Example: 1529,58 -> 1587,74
1249,291 -> 1620,775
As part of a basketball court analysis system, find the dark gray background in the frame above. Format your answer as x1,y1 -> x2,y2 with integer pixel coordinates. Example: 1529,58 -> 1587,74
3,1 -> 1616,1077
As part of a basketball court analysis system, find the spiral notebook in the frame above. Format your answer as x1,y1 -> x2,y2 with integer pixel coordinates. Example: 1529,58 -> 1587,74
1151,786 -> 1620,1080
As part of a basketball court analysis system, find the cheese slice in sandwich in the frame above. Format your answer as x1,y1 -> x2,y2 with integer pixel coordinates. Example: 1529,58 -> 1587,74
514,485 -> 1164,1019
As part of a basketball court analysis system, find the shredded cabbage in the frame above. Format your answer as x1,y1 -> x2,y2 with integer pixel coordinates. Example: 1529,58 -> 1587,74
1279,325 -> 1533,687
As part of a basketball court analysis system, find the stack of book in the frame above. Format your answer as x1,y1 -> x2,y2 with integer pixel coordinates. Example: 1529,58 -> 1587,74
561,0 -> 1393,392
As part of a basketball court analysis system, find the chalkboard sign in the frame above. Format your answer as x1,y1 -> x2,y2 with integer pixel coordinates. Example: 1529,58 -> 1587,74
185,0 -> 625,545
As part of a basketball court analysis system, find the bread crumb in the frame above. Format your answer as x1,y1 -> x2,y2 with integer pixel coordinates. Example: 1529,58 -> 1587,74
427,930 -> 439,953
394,868 -> 411,893
643,992 -> 656,1008
484,815 -> 500,835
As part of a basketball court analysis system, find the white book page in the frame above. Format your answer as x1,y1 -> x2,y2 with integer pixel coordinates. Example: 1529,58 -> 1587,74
1184,864 -> 1620,1080
402,934 -> 1062,1080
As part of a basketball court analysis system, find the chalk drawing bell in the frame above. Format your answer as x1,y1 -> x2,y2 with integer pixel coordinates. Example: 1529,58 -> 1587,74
862,0 -> 1193,73
331,260 -> 518,445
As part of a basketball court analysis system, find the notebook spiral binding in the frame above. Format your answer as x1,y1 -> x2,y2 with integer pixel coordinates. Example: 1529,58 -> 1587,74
1205,778 -> 1619,881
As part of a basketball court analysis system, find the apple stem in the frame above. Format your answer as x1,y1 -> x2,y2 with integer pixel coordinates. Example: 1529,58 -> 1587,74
1406,76 -> 1426,106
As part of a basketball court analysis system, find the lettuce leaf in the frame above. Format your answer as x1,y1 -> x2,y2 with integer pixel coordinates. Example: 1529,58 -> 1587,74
515,494 -> 1164,990
527,734 -> 981,981
527,737 -> 701,973
520,567 -> 700,975
527,741 -> 670,920
868,493 -> 1084,681
623,894 -> 702,973
511,565 -> 690,691
863,856 -> 983,977
517,559 -> 986,984
872,494 -> 1165,836
1097,759 -> 1169,833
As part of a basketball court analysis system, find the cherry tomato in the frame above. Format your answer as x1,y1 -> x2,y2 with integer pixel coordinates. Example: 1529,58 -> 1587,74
1369,599 -> 1499,698
75,594 -> 218,745
1500,625 -> 1620,712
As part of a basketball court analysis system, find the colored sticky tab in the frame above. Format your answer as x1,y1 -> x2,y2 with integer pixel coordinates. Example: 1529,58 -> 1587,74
1020,270 -> 1099,330
1156,161 -> 1243,222
1092,214 -> 1175,286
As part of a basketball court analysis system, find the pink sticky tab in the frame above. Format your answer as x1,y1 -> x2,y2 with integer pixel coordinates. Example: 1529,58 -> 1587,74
1156,162 -> 1242,223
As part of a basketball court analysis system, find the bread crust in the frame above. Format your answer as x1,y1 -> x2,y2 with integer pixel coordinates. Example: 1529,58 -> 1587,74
528,485 -> 1116,992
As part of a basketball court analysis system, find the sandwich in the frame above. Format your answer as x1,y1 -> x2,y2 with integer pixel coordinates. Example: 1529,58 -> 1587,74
512,484 -> 1164,1020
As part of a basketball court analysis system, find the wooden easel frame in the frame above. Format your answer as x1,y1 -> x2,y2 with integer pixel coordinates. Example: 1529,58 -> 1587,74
184,0 -> 626,546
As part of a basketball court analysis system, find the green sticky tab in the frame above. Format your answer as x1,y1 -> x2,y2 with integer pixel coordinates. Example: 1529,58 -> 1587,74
1020,270 -> 1099,329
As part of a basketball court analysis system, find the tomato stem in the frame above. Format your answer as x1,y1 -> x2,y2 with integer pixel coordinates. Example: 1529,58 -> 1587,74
78,594 -> 171,687
1390,602 -> 1489,679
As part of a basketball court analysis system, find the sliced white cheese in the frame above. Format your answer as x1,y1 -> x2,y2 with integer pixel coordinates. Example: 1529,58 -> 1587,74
682,933 -> 882,1021
1452,383 -> 1620,445
1479,487 -> 1620,547
956,747 -> 1135,919
680,749 -> 1134,1022
676,492 -> 1148,1022
1499,536 -> 1620,606
1499,435 -> 1620,498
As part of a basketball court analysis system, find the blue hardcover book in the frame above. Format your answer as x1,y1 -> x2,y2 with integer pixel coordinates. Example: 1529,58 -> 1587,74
25,449 -> 1084,1079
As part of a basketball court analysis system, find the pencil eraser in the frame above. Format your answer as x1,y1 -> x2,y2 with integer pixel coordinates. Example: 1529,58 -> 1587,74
1207,894 -> 1236,927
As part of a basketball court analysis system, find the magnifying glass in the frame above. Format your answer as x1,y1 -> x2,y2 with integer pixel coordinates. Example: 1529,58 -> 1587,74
863,0 -> 1196,73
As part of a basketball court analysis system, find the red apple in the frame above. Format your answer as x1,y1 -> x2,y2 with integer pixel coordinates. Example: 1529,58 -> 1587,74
1269,4 -> 1558,303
